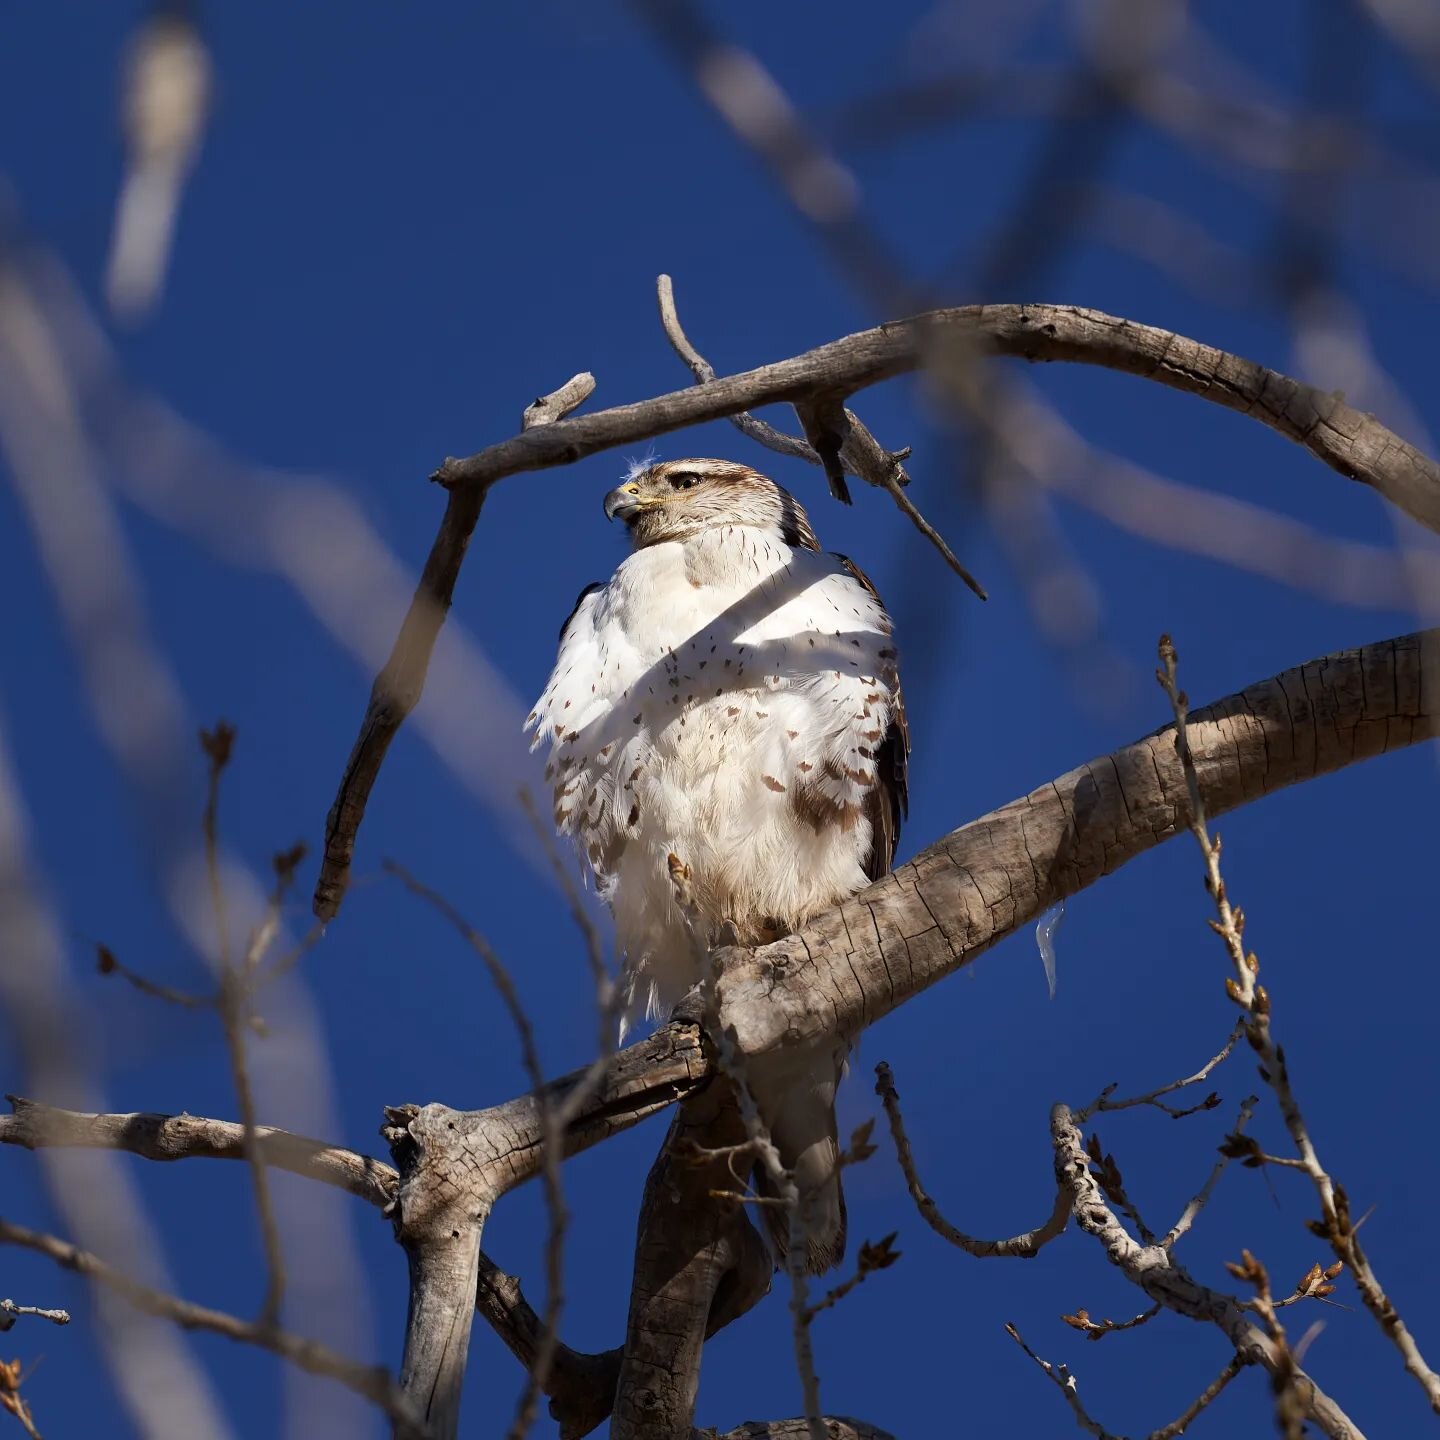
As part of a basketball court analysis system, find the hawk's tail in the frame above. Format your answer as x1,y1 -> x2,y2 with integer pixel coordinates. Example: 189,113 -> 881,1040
754,1047 -> 847,1275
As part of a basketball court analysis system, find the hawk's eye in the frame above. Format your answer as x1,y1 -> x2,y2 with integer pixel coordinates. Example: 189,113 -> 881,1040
667,471 -> 700,491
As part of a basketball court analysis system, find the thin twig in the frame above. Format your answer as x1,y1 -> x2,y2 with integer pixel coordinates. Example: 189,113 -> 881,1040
1005,1322 -> 1119,1439
656,273 -> 986,597
1075,1020 -> 1245,1122
802,1234 -> 900,1323
199,724 -> 286,1329
1060,1303 -> 1161,1342
0,1299 -> 70,1331
876,1060 -> 1068,1258
1158,636 -> 1440,1415
0,1216 -> 424,1435
1162,1095 -> 1260,1249
92,941 -> 213,1009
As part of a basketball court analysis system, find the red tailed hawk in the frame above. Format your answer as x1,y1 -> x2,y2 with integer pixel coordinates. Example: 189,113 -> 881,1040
527,457 -> 907,1272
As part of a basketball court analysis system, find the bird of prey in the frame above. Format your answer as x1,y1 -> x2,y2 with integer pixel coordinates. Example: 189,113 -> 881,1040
528,457 -> 907,1272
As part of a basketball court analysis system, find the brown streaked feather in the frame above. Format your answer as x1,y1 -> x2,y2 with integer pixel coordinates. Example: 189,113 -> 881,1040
836,554 -> 909,880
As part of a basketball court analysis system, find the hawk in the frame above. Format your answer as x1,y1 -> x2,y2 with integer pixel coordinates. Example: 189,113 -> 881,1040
527,457 -> 907,1272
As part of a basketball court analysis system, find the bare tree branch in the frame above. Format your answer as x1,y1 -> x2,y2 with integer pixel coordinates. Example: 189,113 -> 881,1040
0,1097 -> 398,1210
0,1299 -> 69,1331
1049,1104 -> 1364,1439
0,1216 -> 422,1435
875,1061 -> 1068,1258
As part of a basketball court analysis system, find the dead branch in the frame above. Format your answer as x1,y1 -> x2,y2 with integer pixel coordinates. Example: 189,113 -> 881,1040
875,1061 -> 1068,1258
0,1300 -> 69,1332
1008,1322 -> 1249,1439
313,366 -> 594,922
317,296 -> 1440,922
0,1096 -> 398,1210
1161,1095 -> 1260,1250
0,1216 -> 422,1435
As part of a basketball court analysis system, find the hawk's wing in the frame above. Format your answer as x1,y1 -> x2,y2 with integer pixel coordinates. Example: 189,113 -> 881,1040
837,554 -> 908,882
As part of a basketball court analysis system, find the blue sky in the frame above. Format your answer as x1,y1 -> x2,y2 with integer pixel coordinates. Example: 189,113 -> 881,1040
2,3 -> 1438,1437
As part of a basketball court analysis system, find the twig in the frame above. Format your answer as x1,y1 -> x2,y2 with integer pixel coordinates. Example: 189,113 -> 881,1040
1075,1020 -> 1245,1122
0,1299 -> 69,1331
1005,1322 -> 1120,1439
1225,1250 -> 1306,1440
92,941 -> 212,1009
1158,636 -> 1440,1415
802,1234 -> 900,1322
875,1060 -> 1067,1257
0,1355 -> 42,1440
523,373 -> 596,430
1162,1095 -> 1260,1249
0,1216 -> 423,1435
198,725 -> 286,1329
656,274 -> 986,597
1051,1102 -> 1364,1439
1149,1352 -> 1248,1439
311,367 -> 593,924
1060,1303 -> 1161,1342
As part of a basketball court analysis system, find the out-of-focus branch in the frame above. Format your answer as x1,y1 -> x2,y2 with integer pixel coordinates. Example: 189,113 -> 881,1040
875,1061 -> 1068,1258
314,367 -> 593,923
0,1217 -> 421,1434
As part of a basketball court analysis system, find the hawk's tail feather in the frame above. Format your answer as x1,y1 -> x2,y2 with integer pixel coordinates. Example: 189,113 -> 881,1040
752,1047 -> 847,1276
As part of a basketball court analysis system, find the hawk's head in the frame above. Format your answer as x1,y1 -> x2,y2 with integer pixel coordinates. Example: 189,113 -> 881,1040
603,458 -> 819,552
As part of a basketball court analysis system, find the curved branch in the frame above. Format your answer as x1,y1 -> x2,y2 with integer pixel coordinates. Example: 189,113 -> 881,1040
316,300 -> 1440,921
434,305 -> 1440,531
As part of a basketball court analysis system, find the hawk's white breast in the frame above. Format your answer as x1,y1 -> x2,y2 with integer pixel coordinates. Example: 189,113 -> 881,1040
528,523 -> 898,1029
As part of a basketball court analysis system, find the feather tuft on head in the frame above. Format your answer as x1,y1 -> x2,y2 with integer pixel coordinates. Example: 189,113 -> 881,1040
621,450 -> 659,485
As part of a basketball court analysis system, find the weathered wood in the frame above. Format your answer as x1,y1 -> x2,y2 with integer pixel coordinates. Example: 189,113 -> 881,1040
716,629 -> 1439,1058
611,1088 -> 771,1440
386,1104 -> 491,1439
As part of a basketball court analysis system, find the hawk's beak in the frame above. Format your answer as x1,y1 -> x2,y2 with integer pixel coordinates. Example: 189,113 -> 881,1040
603,482 -> 648,522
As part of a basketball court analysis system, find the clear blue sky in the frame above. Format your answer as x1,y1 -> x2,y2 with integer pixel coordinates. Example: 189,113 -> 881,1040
2,3 -> 1437,1437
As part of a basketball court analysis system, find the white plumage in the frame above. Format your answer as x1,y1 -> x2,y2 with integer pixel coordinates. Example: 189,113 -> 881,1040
528,458 -> 907,1271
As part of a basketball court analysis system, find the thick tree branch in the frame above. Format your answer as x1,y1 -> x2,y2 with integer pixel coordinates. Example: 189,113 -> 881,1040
315,301 -> 1440,922
716,629 -> 1437,1060
611,1088 -> 772,1440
